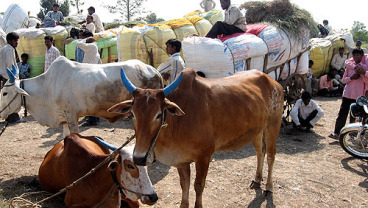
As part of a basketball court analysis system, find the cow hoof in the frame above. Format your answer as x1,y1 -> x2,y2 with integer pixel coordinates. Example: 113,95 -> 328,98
250,180 -> 261,189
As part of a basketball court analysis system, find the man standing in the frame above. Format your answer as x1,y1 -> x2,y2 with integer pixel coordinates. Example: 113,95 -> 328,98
0,32 -> 21,122
206,0 -> 246,38
79,7 -> 104,33
291,91 -> 324,133
76,30 -> 101,126
45,4 -> 64,25
329,48 -> 368,139
44,36 -> 61,72
331,47 -> 347,71
157,38 -> 185,85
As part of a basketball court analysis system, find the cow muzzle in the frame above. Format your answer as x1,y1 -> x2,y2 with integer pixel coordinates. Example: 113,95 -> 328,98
133,151 -> 155,166
141,193 -> 158,205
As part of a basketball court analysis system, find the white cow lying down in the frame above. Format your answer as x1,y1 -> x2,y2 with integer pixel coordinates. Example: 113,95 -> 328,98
0,56 -> 163,136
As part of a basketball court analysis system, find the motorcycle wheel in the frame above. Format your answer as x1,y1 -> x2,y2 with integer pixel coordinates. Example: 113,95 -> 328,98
339,129 -> 368,159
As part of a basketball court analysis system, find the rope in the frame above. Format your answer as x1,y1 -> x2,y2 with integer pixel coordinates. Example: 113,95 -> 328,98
0,121 -> 9,137
7,134 -> 135,207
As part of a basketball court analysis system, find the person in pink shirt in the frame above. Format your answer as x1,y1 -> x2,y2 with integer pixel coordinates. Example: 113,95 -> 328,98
329,48 -> 368,139
318,73 -> 338,96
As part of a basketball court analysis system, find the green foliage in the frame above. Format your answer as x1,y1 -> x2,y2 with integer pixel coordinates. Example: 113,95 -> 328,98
240,0 -> 318,38
103,0 -> 147,22
351,21 -> 368,42
144,13 -> 165,24
37,0 -> 70,20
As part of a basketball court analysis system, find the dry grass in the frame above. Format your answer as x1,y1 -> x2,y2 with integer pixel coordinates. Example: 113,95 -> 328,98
1,97 -> 368,207
240,0 -> 319,38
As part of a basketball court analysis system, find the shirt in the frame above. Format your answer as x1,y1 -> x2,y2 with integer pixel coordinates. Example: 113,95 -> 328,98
290,99 -> 324,126
86,22 -> 96,33
157,53 -> 185,85
17,62 -> 31,79
0,44 -> 19,79
319,75 -> 334,90
76,39 -> 101,64
331,53 -> 347,70
224,5 -> 247,31
92,13 -> 104,33
342,58 -> 368,99
46,11 -> 64,22
324,24 -> 332,32
44,45 -> 61,72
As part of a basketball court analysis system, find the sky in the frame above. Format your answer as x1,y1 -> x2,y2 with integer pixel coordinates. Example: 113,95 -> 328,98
1,0 -> 367,31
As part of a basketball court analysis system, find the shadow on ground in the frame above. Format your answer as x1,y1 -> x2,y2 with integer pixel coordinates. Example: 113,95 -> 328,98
341,157 -> 368,191
0,175 -> 64,208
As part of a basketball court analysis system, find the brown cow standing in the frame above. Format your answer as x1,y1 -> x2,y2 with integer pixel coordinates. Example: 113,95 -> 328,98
109,68 -> 284,208
38,133 -> 158,208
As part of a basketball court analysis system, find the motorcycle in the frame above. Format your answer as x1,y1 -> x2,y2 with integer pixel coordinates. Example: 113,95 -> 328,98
339,96 -> 368,159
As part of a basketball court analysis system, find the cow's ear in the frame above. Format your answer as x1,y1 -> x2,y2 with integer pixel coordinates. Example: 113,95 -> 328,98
14,86 -> 29,96
164,99 -> 185,116
108,100 -> 133,115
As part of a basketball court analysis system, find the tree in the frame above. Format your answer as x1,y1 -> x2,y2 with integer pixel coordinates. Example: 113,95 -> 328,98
70,0 -> 84,14
104,0 -> 147,22
144,13 -> 165,24
37,0 -> 70,20
351,21 -> 368,42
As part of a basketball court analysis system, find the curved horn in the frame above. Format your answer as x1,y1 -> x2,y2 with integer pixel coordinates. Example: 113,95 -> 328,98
163,72 -> 183,97
11,65 -> 18,78
120,67 -> 136,94
6,68 -> 15,84
95,136 -> 118,150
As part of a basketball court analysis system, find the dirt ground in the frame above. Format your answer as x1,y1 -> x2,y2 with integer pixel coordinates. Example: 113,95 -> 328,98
1,96 -> 368,208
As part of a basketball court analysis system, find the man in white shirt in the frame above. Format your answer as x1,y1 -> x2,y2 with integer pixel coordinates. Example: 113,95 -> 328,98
0,32 -> 21,122
323,20 -> 332,33
44,36 -> 61,72
79,7 -> 104,33
290,91 -> 324,133
76,35 -> 101,64
157,39 -> 185,86
85,15 -> 96,33
206,0 -> 246,38
76,30 -> 101,126
331,47 -> 347,71
0,32 -> 19,82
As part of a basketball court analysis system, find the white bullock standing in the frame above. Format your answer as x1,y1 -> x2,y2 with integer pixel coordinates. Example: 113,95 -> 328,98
0,56 -> 163,136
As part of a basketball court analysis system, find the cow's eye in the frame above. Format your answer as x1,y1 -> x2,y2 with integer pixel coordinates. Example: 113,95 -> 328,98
2,92 -> 7,96
127,163 -> 135,169
156,113 -> 162,120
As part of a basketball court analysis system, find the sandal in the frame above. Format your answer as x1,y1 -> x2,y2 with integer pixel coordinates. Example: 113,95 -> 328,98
328,133 -> 338,140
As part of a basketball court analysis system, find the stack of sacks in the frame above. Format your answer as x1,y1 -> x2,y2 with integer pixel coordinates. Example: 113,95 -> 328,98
65,36 -> 118,64
15,28 -> 46,77
309,30 -> 354,78
165,18 -> 198,41
0,27 -> 6,48
118,10 -> 224,67
1,4 -> 29,34
182,36 -> 233,78
309,38 -> 333,77
117,26 -> 149,64
182,23 -> 310,81
93,28 -> 120,41
138,24 -> 176,69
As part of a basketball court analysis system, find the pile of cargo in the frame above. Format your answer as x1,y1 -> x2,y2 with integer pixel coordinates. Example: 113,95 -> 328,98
117,10 -> 223,69
309,30 -> 355,77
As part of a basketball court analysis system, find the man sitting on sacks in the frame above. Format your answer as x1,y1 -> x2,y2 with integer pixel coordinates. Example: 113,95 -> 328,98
206,0 -> 246,38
